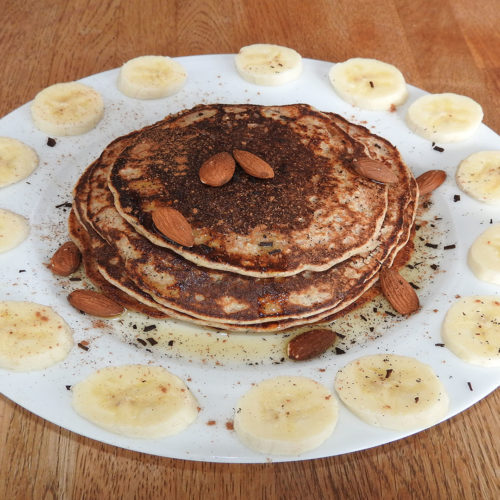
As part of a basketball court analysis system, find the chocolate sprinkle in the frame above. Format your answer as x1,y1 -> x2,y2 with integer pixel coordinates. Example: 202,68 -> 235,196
168,340 -> 174,346
425,243 -> 438,249
369,80 -> 374,88
435,343 -> 445,347
47,137 -> 56,147
69,277 -> 81,281
268,249 -> 281,255
137,338 -> 147,346
258,241 -> 273,247
143,324 -> 157,332
432,145 -> 444,152
409,282 -> 420,290
55,202 -> 72,209
467,382 -> 473,391
444,244 -> 456,250
385,369 -> 393,378
335,347 -> 345,355
65,385 -> 72,391
453,194 -> 461,202
430,264 -> 439,270
18,269 -> 26,273
385,310 -> 396,317
147,337 -> 158,346
77,342 -> 89,351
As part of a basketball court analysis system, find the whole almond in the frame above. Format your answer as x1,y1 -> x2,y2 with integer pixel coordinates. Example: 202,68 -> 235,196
352,158 -> 398,184
199,152 -> 235,186
68,289 -> 124,318
152,206 -> 194,247
287,328 -> 337,361
379,267 -> 420,315
233,149 -> 274,179
48,241 -> 81,276
416,169 -> 446,195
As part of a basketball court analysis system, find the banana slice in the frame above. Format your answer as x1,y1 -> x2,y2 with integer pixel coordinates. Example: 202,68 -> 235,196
328,58 -> 408,111
468,225 -> 500,285
406,93 -> 483,143
72,364 -> 199,438
235,44 -> 302,86
117,55 -> 187,99
335,354 -> 449,431
442,296 -> 500,367
31,82 -> 104,136
0,301 -> 73,371
233,376 -> 338,456
456,151 -> 500,204
0,137 -> 39,188
0,208 -> 29,253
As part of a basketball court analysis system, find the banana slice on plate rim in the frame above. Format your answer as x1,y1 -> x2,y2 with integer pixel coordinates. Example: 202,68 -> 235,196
235,43 -> 303,86
442,296 -> 500,367
328,57 -> 408,111
0,301 -> 73,371
0,137 -> 39,188
233,375 -> 338,456
72,364 -> 199,439
117,55 -> 187,99
334,354 -> 449,431
31,81 -> 104,136
468,225 -> 500,286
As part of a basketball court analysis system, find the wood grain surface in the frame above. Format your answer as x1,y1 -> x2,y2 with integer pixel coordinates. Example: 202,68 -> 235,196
1,1 -> 499,499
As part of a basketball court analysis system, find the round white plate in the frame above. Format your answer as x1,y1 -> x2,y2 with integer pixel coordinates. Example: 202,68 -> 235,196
0,54 -> 499,463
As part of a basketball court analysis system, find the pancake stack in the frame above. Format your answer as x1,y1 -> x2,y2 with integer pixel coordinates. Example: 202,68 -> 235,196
70,104 -> 418,331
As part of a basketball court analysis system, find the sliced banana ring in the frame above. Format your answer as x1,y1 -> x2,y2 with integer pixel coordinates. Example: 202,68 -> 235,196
0,208 -> 29,253
72,364 -> 199,438
235,44 -> 303,86
468,225 -> 500,286
442,296 -> 500,367
0,301 -> 73,371
406,92 -> 483,143
234,375 -> 338,456
328,57 -> 408,111
335,354 -> 449,431
456,151 -> 500,205
31,82 -> 104,136
117,55 -> 187,99
0,137 -> 39,188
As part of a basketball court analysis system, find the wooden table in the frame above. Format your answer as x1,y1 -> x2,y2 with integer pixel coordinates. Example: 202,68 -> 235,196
1,1 -> 498,498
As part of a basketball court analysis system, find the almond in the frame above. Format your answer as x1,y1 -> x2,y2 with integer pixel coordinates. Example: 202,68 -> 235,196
48,241 -> 81,276
199,152 -> 235,186
352,158 -> 398,184
416,169 -> 446,195
287,328 -> 336,361
152,206 -> 194,247
233,149 -> 274,179
68,289 -> 125,318
379,267 -> 420,315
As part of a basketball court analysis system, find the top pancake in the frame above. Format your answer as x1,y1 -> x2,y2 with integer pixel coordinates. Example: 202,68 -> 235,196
108,104 -> 388,277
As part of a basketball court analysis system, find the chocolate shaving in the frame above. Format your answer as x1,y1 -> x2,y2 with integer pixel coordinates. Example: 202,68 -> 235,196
258,241 -> 273,247
77,342 -> 89,351
444,244 -> 456,250
168,340 -> 174,346
147,337 -> 158,346
415,397 -> 419,403
18,269 -> 26,273
360,314 -> 367,321
335,347 -> 345,355
430,264 -> 439,270
137,338 -> 147,346
409,282 -> 420,290
55,202 -> 72,209
435,343 -> 445,347
47,137 -> 56,147
432,145 -> 444,152
467,382 -> 473,391
369,80 -> 374,88
69,277 -> 81,281
385,310 -> 396,317
425,243 -> 438,249
143,324 -> 157,332
65,385 -> 72,391
453,195 -> 461,202
268,249 -> 281,255
385,369 -> 393,378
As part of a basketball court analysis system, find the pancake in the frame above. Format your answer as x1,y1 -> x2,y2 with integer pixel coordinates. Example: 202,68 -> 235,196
108,104 -> 389,277
69,108 -> 416,328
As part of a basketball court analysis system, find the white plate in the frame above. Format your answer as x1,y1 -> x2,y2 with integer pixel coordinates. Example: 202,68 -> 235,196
0,54 -> 499,463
